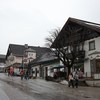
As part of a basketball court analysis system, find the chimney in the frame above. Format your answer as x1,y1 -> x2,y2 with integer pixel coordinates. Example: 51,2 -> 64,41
24,44 -> 28,49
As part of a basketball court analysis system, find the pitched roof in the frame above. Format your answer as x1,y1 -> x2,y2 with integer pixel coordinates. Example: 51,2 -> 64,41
29,51 -> 59,66
36,52 -> 58,63
25,48 -> 36,52
68,17 -> 100,33
51,17 -> 100,48
6,44 -> 51,58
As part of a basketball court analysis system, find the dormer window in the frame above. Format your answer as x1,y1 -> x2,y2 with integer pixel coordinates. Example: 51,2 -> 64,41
89,40 -> 95,51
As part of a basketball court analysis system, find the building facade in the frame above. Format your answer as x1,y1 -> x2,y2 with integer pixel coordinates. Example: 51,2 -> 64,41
6,44 -> 51,75
84,37 -> 100,79
29,52 -> 60,79
51,17 -> 100,79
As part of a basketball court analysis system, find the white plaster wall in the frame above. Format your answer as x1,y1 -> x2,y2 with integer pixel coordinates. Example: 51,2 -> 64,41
43,65 -> 53,77
44,62 -> 60,77
32,62 -> 60,78
14,56 -> 22,63
84,36 -> 100,77
6,60 -> 11,67
6,55 -> 27,67
48,66 -> 53,76
84,59 -> 91,77
6,56 -> 16,66
95,37 -> 100,51
27,52 -> 36,59
32,66 -> 40,77
84,37 -> 100,59
8,52 -> 36,66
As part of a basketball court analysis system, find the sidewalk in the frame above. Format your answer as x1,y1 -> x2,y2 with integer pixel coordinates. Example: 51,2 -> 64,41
0,73 -> 100,87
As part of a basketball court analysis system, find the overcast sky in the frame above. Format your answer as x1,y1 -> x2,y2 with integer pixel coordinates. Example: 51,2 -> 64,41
0,0 -> 100,54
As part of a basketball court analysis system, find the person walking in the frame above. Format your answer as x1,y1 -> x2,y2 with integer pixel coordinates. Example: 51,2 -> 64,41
74,72 -> 79,88
20,69 -> 24,80
10,67 -> 14,76
68,73 -> 74,88
8,68 -> 10,76
24,69 -> 29,80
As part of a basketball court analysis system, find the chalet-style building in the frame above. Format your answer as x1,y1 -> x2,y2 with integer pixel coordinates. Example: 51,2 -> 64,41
51,17 -> 100,80
29,52 -> 60,79
6,44 -> 51,75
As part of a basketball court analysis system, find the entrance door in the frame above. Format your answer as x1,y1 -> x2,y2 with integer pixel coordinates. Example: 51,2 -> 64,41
96,59 -> 100,73
39,66 -> 44,78
45,67 -> 48,78
90,59 -> 96,77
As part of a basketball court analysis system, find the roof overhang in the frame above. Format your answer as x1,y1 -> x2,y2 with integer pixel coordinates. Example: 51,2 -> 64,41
51,17 -> 100,48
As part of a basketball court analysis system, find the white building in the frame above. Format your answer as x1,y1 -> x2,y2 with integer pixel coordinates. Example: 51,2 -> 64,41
29,52 -> 60,79
84,37 -> 100,79
5,44 -> 51,75
51,17 -> 100,80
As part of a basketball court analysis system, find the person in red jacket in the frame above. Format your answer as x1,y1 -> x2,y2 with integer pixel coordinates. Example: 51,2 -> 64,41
10,67 -> 14,76
20,69 -> 24,80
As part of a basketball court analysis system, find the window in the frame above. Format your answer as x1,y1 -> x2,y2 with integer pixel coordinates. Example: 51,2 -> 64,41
28,53 -> 33,56
89,40 -> 95,50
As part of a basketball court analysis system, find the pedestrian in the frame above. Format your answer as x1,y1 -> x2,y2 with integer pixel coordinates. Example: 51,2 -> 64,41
74,72 -> 79,88
24,69 -> 29,80
68,73 -> 74,88
53,72 -> 58,79
20,69 -> 24,80
10,67 -> 14,76
8,68 -> 10,76
78,69 -> 83,79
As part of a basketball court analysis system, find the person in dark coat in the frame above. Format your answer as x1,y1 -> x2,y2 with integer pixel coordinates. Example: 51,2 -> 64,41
74,72 -> 79,88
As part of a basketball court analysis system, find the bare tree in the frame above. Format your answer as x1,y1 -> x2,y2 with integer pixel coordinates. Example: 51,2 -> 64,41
45,28 -> 60,48
45,27 -> 85,78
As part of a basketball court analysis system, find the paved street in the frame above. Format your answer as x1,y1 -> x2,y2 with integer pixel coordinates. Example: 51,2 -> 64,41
0,73 -> 100,100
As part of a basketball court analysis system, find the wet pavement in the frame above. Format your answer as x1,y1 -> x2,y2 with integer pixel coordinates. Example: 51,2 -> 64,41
0,73 -> 100,100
